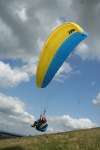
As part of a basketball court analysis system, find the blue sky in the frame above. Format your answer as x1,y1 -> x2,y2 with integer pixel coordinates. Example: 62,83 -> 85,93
2,55 -> 100,120
0,0 -> 100,135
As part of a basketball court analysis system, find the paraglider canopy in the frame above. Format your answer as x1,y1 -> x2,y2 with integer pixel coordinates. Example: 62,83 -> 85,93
36,22 -> 87,88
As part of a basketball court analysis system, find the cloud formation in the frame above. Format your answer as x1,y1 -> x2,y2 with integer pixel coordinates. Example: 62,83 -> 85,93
73,0 -> 100,60
75,42 -> 89,60
0,93 -> 96,135
0,59 -> 37,87
0,60 -> 73,87
48,115 -> 96,133
0,0 -> 100,61
0,61 -> 29,87
54,62 -> 73,83
0,92 -> 35,135
92,92 -> 100,106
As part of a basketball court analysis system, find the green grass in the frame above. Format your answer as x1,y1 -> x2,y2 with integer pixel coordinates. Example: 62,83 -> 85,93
0,128 -> 100,150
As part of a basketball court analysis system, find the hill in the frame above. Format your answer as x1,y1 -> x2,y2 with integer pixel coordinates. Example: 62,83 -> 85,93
0,128 -> 100,150
0,131 -> 23,139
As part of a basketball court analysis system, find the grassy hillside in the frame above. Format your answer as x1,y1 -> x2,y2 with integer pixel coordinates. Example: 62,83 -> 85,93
0,128 -> 100,150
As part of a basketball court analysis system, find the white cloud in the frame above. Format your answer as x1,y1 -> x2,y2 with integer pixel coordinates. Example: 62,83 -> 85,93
0,59 -> 73,87
0,93 -> 97,135
54,62 -> 73,83
0,61 -> 29,87
21,58 -> 37,76
75,41 -> 100,61
15,7 -> 28,22
0,93 -> 35,135
0,93 -> 24,114
75,42 -> 89,60
48,115 -> 96,133
93,92 -> 100,106
73,0 -> 100,61
0,59 -> 37,87
0,0 -> 100,62
0,0 -> 77,61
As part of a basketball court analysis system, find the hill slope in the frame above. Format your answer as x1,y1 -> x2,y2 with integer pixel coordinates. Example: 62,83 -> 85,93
0,131 -> 23,139
0,128 -> 100,150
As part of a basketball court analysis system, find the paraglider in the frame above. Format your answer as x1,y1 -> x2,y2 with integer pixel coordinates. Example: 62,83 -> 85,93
36,22 -> 87,88
31,110 -> 48,132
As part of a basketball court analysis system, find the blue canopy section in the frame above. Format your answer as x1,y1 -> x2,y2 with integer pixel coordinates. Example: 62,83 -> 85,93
42,32 -> 87,88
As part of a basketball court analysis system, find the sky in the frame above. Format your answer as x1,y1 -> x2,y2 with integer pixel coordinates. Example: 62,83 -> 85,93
0,0 -> 100,135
